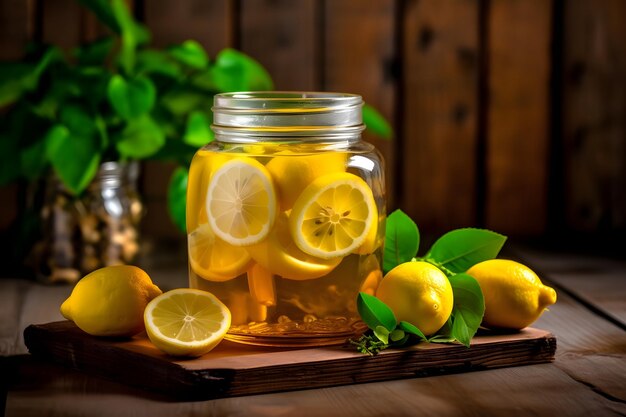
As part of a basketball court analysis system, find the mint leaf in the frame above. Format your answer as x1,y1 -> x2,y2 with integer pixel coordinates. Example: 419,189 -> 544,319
184,111 -> 214,147
167,167 -> 188,233
373,326 -> 390,344
211,48 -> 274,91
107,75 -> 156,120
425,228 -> 506,274
169,40 -> 208,69
389,329 -> 406,342
383,209 -> 419,274
362,104 -> 392,139
115,116 -> 165,158
448,273 -> 485,347
398,321 -> 427,341
357,292 -> 397,332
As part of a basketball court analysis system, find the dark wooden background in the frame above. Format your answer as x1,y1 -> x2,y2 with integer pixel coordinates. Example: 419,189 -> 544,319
1,0 -> 625,246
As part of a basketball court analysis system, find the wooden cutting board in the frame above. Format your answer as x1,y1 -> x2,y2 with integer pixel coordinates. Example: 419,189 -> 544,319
24,321 -> 556,400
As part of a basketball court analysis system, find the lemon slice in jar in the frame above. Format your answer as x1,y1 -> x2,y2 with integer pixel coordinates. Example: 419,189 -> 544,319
246,212 -> 342,280
206,158 -> 277,246
188,223 -> 251,281
289,172 -> 377,259
144,289 -> 231,357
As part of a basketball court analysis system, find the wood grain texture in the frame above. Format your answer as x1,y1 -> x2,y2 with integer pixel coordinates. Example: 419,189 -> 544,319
143,0 -> 233,54
240,0 -> 317,91
486,0 -> 552,235
561,0 -> 626,233
323,0 -> 397,208
401,0 -> 479,231
23,321 -> 555,399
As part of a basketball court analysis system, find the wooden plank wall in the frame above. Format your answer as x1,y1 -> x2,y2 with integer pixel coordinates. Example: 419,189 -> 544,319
0,0 -> 625,241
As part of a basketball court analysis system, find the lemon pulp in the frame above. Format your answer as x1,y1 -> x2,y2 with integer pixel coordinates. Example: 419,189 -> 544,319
144,288 -> 231,357
188,223 -> 251,281
206,158 -> 277,246
289,172 -> 377,259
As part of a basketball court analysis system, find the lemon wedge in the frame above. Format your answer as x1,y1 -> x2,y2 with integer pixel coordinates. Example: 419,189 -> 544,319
246,212 -> 341,280
206,158 -> 277,246
289,172 -> 377,259
188,223 -> 251,281
144,289 -> 231,357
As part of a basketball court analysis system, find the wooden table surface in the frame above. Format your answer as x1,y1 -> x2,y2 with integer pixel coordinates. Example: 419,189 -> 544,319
1,245 -> 625,417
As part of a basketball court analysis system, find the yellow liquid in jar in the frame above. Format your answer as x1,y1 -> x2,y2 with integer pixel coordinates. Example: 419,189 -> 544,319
186,145 -> 385,347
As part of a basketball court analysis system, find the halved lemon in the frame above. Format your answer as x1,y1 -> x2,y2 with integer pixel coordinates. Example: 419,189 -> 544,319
266,151 -> 346,210
188,223 -> 251,281
206,158 -> 277,246
289,172 -> 377,259
246,212 -> 341,280
144,288 -> 231,357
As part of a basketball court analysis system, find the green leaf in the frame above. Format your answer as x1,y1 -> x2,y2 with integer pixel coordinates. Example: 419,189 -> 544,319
60,104 -> 97,138
74,37 -> 114,66
373,325 -> 390,345
184,111 -> 214,147
448,273 -> 485,347
211,48 -> 274,92
45,125 -> 101,194
383,209 -> 419,274
0,63 -> 30,106
136,50 -> 182,78
160,89 -> 207,116
77,0 -> 120,33
115,116 -> 165,158
111,0 -> 150,73
425,228 -> 507,274
398,321 -> 427,341
389,328 -> 406,343
167,166 -> 188,233
22,46 -> 64,91
107,75 -> 156,119
169,40 -> 208,69
362,104 -> 392,139
357,292 -> 397,332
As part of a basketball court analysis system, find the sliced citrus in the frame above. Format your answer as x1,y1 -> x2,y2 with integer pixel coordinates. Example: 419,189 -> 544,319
188,223 -> 251,281
186,151 -> 230,231
144,288 -> 231,357
266,151 -> 346,210
246,212 -> 341,280
289,172 -> 377,259
206,157 -> 277,246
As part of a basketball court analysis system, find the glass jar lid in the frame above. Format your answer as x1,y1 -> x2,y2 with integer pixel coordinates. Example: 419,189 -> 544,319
212,91 -> 365,142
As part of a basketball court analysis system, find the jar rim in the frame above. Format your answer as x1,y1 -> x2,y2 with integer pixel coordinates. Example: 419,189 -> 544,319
212,91 -> 365,141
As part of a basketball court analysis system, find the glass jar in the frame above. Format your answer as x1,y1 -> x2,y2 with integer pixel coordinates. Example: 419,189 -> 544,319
30,161 -> 143,283
187,92 -> 386,347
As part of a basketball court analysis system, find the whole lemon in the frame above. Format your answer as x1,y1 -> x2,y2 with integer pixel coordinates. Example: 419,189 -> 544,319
375,261 -> 453,336
60,265 -> 162,337
466,259 -> 557,329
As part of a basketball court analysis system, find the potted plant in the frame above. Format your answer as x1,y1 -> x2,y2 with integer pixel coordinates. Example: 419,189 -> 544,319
0,0 -> 392,283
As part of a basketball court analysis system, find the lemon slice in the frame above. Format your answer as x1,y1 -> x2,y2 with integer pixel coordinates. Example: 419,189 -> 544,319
246,212 -> 341,280
144,288 -> 231,357
206,158 -> 277,246
188,223 -> 251,281
289,172 -> 377,259
266,152 -> 346,210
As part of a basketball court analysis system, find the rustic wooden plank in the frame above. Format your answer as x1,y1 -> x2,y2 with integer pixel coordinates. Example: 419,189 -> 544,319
485,0 -> 552,236
143,0 -> 232,55
323,0 -> 397,209
560,0 -> 626,233
239,0 -> 317,91
401,0 -> 479,231
23,321 -> 555,399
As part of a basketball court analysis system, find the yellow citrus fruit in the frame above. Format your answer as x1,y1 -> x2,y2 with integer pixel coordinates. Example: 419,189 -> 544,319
289,172 -> 377,259
266,152 -> 346,210
144,288 -> 231,357
466,259 -> 557,329
246,212 -> 341,280
186,151 -> 230,231
375,261 -> 453,336
353,213 -> 384,255
206,157 -> 277,246
60,265 -> 162,337
188,223 -> 252,281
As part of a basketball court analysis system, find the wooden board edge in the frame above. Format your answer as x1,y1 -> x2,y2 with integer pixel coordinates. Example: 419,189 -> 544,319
24,322 -> 556,400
